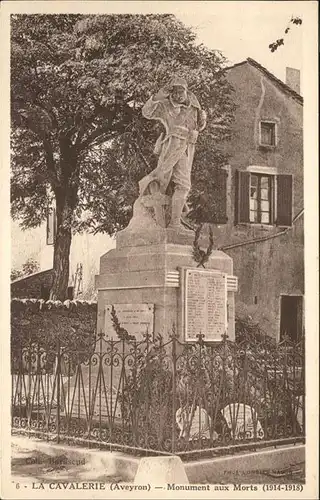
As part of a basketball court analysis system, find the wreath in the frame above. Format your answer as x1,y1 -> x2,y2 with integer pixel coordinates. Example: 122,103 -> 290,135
192,224 -> 214,268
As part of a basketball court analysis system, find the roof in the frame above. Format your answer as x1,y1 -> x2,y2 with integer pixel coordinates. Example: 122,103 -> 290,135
226,58 -> 303,105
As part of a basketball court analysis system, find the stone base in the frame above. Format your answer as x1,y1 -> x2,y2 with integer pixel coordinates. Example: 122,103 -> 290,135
134,456 -> 189,486
95,227 -> 235,342
116,224 -> 196,249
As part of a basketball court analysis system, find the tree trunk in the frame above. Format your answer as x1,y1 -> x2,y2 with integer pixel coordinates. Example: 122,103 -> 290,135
50,223 -> 72,301
49,144 -> 79,301
49,191 -> 74,301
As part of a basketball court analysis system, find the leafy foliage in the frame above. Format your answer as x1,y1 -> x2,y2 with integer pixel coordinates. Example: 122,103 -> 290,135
192,224 -> 214,268
11,257 -> 40,281
11,268 -> 24,282
235,314 -> 276,347
11,298 -> 96,352
110,305 -> 135,341
11,14 -> 234,298
269,16 -> 302,52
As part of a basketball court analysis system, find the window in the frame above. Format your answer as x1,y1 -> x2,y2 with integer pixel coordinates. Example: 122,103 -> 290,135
250,174 -> 272,224
46,207 -> 57,245
236,170 -> 293,227
260,121 -> 276,147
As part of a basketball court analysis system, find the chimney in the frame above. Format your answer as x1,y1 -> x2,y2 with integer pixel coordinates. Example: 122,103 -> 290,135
286,67 -> 301,95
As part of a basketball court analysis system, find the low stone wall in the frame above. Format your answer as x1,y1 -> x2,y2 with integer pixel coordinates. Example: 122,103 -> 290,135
11,270 -> 54,299
11,298 -> 97,350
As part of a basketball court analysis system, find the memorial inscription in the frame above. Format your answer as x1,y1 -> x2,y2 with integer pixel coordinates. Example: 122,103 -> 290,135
184,269 -> 227,342
104,303 -> 154,340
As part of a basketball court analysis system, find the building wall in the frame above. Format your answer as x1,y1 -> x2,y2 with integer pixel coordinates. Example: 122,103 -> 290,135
212,62 -> 304,339
68,231 -> 116,299
217,62 -> 303,239
11,222 -> 46,271
224,214 -> 304,340
11,220 -> 116,300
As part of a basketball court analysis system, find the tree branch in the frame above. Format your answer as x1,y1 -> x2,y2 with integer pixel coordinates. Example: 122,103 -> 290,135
77,124 -> 115,152
76,101 -> 134,152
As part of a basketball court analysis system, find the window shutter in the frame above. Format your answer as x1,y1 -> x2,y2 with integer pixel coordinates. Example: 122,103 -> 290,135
235,170 -> 250,223
213,168 -> 228,224
277,175 -> 293,226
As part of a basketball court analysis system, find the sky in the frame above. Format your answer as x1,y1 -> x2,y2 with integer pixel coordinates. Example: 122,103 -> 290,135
3,1 -> 306,93
175,2 -> 303,92
92,0 -> 306,94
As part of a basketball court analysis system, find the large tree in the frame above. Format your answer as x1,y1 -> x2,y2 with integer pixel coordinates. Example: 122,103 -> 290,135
11,14 -> 234,300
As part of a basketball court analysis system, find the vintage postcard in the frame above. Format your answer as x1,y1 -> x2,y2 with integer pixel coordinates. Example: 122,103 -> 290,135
0,1 -> 318,499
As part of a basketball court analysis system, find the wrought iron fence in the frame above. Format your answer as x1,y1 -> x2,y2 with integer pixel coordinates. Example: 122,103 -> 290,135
11,332 -> 305,459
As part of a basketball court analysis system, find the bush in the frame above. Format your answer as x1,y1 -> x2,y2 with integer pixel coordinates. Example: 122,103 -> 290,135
235,314 -> 276,348
11,268 -> 24,281
11,257 -> 40,281
11,298 -> 97,353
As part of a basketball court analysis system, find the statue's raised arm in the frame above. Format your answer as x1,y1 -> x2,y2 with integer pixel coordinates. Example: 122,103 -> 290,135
139,77 -> 206,229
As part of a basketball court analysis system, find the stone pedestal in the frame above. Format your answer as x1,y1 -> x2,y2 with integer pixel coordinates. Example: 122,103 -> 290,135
62,225 -> 236,421
95,226 -> 236,342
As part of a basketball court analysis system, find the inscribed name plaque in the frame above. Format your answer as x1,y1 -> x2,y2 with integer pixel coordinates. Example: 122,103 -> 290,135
184,269 -> 227,342
104,303 -> 154,341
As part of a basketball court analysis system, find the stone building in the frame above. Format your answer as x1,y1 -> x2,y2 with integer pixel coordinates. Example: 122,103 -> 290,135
11,58 -> 304,342
213,58 -> 304,341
